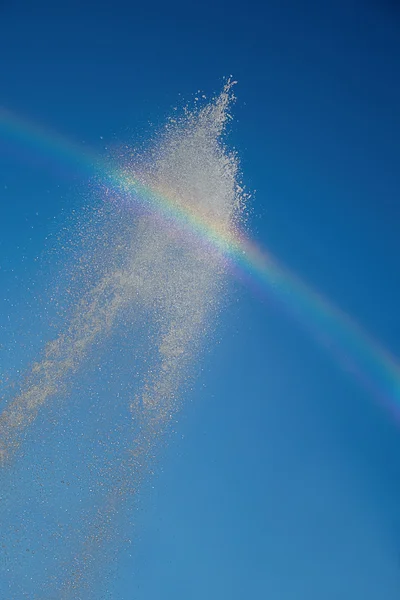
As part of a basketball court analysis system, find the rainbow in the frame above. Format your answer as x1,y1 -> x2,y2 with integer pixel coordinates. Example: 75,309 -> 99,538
1,105 -> 400,417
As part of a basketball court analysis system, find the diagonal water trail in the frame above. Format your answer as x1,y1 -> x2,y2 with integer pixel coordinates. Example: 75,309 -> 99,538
0,80 -> 247,597
0,271 -> 128,465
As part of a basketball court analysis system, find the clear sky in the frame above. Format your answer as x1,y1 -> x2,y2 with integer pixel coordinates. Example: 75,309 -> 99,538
1,0 -> 400,598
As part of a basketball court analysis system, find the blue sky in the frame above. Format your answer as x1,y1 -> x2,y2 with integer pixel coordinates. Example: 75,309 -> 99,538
1,0 -> 400,598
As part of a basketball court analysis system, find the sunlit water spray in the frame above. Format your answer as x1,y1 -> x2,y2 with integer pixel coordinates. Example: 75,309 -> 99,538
0,81 -> 246,597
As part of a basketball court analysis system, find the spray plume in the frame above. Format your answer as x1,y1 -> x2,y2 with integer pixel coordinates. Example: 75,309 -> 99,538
0,81 -> 246,597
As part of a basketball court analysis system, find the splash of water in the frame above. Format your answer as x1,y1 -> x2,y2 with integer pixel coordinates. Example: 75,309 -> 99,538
0,81 -> 246,597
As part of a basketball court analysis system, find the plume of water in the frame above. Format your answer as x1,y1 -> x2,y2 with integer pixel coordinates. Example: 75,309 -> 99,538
0,80 -> 246,597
